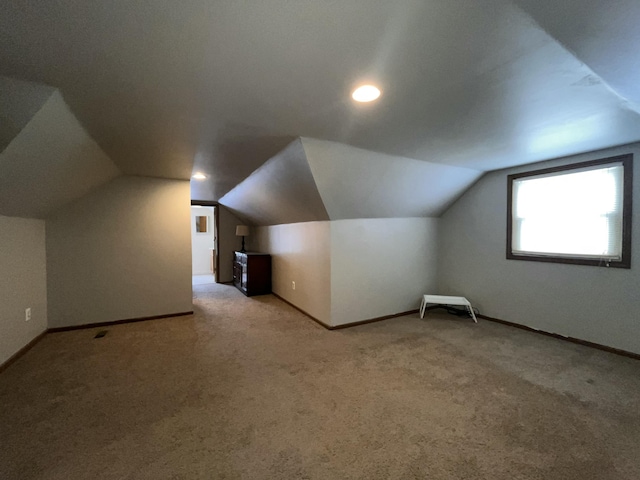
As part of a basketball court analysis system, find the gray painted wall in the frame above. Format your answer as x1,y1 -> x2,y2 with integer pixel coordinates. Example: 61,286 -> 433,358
256,221 -> 332,324
256,217 -> 438,327
438,143 -> 640,354
331,218 -> 439,327
46,176 -> 192,328
217,206 -> 244,283
0,215 -> 47,365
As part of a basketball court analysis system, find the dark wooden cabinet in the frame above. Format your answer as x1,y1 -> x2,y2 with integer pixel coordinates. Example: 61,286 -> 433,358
233,252 -> 272,296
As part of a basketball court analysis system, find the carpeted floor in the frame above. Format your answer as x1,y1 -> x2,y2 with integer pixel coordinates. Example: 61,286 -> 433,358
192,274 -> 216,285
1,283 -> 639,479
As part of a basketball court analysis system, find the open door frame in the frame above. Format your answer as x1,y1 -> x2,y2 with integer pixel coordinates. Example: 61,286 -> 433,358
191,200 -> 220,283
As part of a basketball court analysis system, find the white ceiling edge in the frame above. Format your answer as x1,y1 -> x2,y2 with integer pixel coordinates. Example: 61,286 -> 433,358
0,90 -> 121,218
301,138 -> 484,219
218,139 -> 329,226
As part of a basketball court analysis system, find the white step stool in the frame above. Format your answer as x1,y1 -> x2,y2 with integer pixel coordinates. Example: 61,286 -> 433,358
419,295 -> 478,323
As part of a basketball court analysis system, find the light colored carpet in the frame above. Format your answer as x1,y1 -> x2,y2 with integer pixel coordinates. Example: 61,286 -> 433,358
192,274 -> 215,286
1,283 -> 639,479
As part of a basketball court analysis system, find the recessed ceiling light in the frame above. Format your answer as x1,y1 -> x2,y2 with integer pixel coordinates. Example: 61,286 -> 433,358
351,85 -> 381,102
192,173 -> 207,180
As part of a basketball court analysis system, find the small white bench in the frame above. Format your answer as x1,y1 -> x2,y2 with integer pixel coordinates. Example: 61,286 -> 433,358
419,295 -> 478,323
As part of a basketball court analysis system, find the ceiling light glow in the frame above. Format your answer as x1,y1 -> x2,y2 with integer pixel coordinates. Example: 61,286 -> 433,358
351,85 -> 381,102
192,172 -> 207,180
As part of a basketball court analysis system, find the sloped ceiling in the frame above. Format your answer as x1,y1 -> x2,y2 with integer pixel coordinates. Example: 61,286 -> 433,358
0,75 -> 54,153
190,127 -> 295,201
0,87 -> 120,218
219,139 -> 329,226
1,1 -> 640,201
302,138 -> 483,219
220,138 -> 482,225
513,0 -> 640,110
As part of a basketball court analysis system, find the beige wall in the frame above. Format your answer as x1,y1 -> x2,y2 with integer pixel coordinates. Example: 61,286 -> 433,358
0,215 -> 47,364
331,218 -> 439,326
217,206 -> 244,283
439,143 -> 640,354
256,222 -> 331,324
46,176 -> 192,328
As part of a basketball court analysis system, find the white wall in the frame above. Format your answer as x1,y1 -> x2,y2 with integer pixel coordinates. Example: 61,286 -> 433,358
256,222 -> 332,324
46,176 -> 193,328
256,218 -> 439,327
331,218 -> 439,326
439,143 -> 640,354
0,215 -> 47,365
217,206 -> 244,282
191,206 -> 215,275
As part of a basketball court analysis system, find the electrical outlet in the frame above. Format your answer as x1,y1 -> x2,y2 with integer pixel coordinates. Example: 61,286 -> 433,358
25,308 -> 31,322
292,281 -> 296,290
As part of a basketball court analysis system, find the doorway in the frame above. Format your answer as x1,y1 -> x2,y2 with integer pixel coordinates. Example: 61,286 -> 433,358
191,204 -> 217,285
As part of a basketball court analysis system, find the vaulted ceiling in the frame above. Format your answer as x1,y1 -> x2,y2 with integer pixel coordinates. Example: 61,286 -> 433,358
0,77 -> 119,218
219,138 -> 482,225
1,0 -> 640,202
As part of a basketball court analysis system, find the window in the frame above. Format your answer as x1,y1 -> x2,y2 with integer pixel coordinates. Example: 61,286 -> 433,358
507,154 -> 633,268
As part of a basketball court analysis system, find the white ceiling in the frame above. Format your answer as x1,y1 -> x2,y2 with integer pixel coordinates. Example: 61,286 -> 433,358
0,75 -> 54,152
219,138 -> 482,224
1,0 -> 639,200
0,89 -> 120,218
513,0 -> 640,110
302,138 -> 483,220
219,139 -> 329,225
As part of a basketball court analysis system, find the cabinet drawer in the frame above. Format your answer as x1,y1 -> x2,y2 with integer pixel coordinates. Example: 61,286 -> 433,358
232,251 -> 271,296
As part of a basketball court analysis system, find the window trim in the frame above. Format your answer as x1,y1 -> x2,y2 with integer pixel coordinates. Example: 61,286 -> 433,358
506,154 -> 633,269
